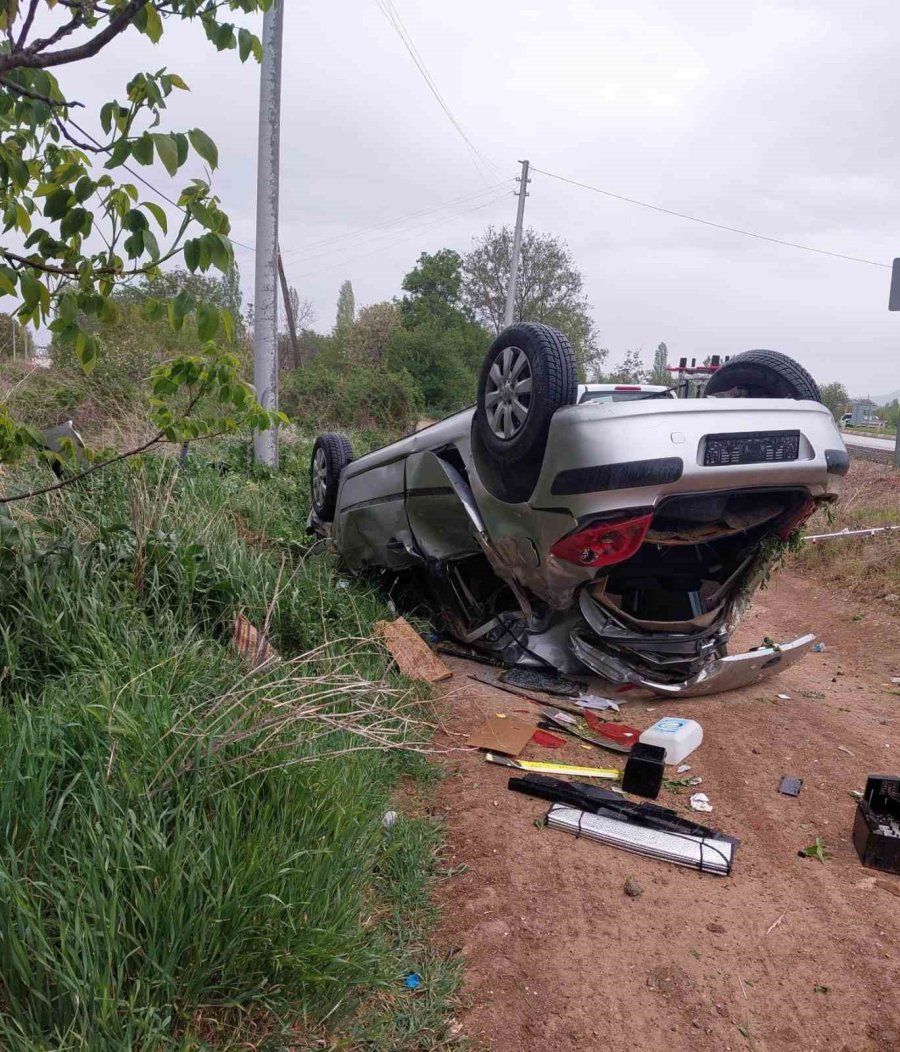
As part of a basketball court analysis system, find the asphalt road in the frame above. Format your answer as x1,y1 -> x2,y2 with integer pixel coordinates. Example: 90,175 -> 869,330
842,431 -> 896,451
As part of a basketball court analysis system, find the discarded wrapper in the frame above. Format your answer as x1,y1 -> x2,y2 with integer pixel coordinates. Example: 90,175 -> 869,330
690,792 -> 713,813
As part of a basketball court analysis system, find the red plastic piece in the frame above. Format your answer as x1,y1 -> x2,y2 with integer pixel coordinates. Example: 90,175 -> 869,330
550,513 -> 652,569
582,710 -> 641,749
531,729 -> 567,749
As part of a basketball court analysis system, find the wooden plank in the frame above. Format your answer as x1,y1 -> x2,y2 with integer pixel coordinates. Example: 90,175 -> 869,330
376,617 -> 453,683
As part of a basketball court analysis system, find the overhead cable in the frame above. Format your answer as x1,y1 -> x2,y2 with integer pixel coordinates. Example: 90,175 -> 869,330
533,166 -> 891,269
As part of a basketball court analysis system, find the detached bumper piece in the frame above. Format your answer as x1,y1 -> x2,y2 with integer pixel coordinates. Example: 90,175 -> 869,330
571,630 -> 817,698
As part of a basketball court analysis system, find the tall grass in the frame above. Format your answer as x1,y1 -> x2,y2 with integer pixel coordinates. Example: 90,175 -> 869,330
791,458 -> 900,604
0,441 -> 457,1049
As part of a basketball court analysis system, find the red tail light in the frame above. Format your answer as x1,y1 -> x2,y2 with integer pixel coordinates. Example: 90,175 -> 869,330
550,513 -> 653,568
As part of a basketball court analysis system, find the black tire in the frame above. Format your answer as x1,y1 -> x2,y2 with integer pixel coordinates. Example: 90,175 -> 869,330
475,323 -> 578,469
310,432 -> 354,521
704,349 -> 820,401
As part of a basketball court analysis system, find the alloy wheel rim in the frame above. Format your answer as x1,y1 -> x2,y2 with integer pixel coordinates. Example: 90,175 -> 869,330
484,345 -> 533,439
312,447 -> 328,507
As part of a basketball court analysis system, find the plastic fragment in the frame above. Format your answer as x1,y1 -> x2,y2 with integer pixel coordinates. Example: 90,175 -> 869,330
405,972 -> 422,990
814,642 -> 826,652
382,810 -> 398,829
690,792 -> 713,813
676,764 -> 692,774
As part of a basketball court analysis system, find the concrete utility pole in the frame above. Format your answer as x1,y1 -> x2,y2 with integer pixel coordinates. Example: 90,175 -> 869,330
252,0 -> 285,467
503,159 -> 530,328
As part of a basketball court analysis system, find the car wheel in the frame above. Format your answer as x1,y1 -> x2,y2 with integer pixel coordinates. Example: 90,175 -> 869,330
475,323 -> 578,469
704,349 -> 821,401
310,432 -> 354,521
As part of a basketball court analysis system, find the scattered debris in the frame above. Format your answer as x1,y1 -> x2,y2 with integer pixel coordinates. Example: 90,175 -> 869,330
639,716 -> 703,765
663,775 -> 703,792
814,642 -> 826,652
852,775 -> 900,875
707,921 -> 726,934
573,693 -> 621,713
624,877 -> 644,898
437,640 -> 505,667
814,984 -> 830,994
382,810 -> 398,829
501,667 -> 585,697
838,745 -> 855,756
582,710 -> 641,751
530,728 -> 567,749
800,837 -> 830,863
777,693 -> 791,700
621,742 -> 666,799
690,792 -> 713,813
546,802 -> 735,875
891,677 -> 900,686
485,753 -> 620,780
467,716 -> 535,757
232,613 -> 281,671
849,789 -> 864,801
376,617 -> 452,683
778,776 -> 804,797
405,972 -> 422,990
676,764 -> 692,774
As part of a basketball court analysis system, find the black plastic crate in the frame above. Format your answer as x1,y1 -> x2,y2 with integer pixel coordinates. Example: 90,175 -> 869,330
852,775 -> 900,875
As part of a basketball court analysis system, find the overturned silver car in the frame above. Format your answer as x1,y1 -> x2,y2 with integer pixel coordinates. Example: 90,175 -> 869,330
309,324 -> 847,697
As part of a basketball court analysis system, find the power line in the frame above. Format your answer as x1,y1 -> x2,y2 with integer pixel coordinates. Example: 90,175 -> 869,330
533,166 -> 891,270
286,189 -> 511,281
280,181 -> 512,263
374,0 -> 501,186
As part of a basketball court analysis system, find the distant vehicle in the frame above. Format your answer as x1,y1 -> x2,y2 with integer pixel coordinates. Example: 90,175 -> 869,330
840,413 -> 853,427
578,383 -> 676,404
309,325 -> 847,697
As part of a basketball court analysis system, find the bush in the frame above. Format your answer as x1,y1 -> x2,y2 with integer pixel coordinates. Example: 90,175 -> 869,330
386,318 -> 486,413
284,350 -> 422,434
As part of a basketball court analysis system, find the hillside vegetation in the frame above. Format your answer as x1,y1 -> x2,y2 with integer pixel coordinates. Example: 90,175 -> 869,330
0,439 -> 461,1049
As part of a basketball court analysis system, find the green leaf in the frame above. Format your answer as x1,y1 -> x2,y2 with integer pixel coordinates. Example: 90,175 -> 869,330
196,301 -> 219,341
0,270 -> 16,297
183,238 -> 201,272
152,133 -> 179,176
188,128 -> 218,170
165,73 -> 190,91
75,330 -> 98,373
140,3 -> 163,43
142,201 -> 168,233
132,133 -> 154,166
221,308 -> 234,343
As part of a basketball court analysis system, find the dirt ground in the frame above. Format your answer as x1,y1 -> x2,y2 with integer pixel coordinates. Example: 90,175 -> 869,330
431,571 -> 900,1052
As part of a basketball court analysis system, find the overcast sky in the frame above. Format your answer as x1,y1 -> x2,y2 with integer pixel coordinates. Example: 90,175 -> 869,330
55,0 -> 900,396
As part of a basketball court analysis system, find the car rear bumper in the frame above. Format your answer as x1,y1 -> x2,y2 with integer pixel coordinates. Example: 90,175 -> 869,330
570,630 -> 816,697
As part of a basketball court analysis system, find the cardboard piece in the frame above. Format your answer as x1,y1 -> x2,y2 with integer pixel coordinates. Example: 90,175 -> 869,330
467,715 -> 536,756
375,617 -> 453,683
233,613 -> 280,671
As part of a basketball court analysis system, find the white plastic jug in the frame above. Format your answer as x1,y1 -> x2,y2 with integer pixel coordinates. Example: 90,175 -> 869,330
638,717 -> 703,765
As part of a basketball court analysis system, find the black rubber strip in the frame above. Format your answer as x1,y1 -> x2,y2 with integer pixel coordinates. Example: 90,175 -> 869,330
551,457 -> 683,496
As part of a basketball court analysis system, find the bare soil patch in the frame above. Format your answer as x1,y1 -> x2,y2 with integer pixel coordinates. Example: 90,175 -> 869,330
431,571 -> 900,1052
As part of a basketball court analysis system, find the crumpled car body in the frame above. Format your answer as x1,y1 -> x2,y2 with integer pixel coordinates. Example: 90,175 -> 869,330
309,331 -> 847,697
